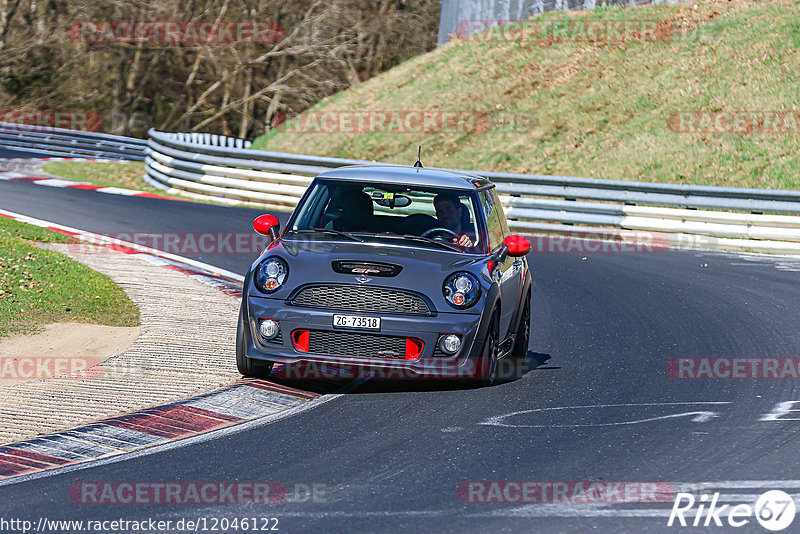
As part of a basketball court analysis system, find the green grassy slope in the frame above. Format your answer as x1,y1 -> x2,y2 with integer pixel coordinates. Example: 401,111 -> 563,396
253,0 -> 800,189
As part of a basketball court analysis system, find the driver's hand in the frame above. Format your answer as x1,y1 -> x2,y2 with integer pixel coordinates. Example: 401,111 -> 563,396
453,234 -> 473,247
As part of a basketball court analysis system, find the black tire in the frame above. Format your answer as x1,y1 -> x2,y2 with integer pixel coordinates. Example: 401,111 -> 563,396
236,305 -> 274,378
510,292 -> 531,362
473,311 -> 500,387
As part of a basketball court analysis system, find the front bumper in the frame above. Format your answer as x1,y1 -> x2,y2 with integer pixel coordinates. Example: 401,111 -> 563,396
243,294 -> 492,378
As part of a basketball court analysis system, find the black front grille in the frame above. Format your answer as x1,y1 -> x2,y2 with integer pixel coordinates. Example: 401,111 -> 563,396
308,330 -> 408,359
291,285 -> 431,315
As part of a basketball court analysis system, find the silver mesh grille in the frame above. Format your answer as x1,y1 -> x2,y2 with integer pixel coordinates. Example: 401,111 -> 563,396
291,285 -> 431,315
308,330 -> 408,359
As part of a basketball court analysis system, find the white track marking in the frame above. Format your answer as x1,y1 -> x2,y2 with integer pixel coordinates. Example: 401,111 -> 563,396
95,187 -> 139,195
673,481 -> 800,491
480,402 -> 732,428
34,178 -> 87,188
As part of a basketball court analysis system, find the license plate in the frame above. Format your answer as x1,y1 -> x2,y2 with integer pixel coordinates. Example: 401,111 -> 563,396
333,314 -> 381,330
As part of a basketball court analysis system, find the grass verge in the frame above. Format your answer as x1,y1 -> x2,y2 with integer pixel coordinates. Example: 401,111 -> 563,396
41,161 -> 276,209
42,161 -> 157,192
0,217 -> 140,338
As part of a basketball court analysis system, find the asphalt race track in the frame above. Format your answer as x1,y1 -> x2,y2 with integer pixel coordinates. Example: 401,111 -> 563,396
2,178 -> 800,533
0,147 -> 58,159
0,178 -> 279,275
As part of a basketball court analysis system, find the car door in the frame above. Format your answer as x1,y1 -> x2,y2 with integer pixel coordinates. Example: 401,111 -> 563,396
481,189 -> 516,339
494,189 -> 524,338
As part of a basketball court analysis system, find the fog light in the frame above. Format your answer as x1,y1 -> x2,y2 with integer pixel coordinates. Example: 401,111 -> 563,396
439,334 -> 462,355
259,319 -> 280,340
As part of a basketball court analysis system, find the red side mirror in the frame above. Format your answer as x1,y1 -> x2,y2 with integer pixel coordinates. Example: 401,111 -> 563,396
253,214 -> 280,237
503,235 -> 531,257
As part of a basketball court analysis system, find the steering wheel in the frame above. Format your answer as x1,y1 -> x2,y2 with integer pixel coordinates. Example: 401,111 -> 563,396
421,227 -> 458,241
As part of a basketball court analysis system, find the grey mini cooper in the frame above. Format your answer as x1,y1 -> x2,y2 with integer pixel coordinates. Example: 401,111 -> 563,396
237,164 -> 532,385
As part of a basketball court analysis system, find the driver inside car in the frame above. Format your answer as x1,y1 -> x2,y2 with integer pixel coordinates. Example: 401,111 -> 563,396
433,193 -> 475,248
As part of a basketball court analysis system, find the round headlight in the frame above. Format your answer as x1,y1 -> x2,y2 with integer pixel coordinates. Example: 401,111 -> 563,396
255,257 -> 288,294
454,276 -> 472,292
265,262 -> 281,277
443,272 -> 480,309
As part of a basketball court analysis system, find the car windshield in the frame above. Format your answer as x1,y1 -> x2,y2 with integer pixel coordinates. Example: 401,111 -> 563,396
288,180 -> 485,253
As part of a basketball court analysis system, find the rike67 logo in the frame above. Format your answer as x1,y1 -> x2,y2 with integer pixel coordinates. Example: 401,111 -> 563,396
668,490 -> 796,531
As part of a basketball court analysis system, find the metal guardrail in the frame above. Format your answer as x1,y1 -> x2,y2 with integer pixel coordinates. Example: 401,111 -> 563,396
0,122 -> 147,161
143,128 -> 800,254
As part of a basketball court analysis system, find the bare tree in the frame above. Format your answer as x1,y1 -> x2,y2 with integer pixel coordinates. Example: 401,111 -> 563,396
0,0 -> 439,137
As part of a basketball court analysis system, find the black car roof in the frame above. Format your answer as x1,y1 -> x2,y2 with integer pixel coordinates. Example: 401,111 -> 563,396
315,164 -> 494,191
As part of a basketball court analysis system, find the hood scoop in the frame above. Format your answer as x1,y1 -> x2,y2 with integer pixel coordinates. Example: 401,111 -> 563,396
332,261 -> 403,277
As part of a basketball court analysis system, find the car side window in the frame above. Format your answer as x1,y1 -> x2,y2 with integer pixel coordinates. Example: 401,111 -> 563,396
481,191 -> 504,250
494,190 -> 510,237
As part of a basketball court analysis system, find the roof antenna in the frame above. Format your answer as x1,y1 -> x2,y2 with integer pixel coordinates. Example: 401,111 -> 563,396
413,146 -> 423,168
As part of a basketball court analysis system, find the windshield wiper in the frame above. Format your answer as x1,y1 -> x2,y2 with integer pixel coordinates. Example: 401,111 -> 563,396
401,234 -> 463,252
353,232 -> 462,252
289,228 -> 363,242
